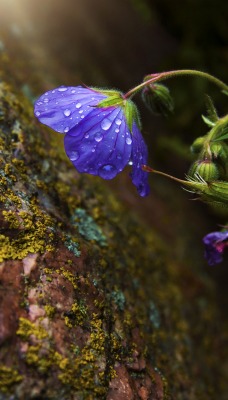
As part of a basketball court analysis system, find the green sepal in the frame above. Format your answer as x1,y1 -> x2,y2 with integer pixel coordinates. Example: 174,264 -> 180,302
185,176 -> 228,209
205,95 -> 219,122
212,127 -> 228,142
124,99 -> 141,132
209,181 -> 228,202
202,115 -> 216,128
96,91 -> 124,108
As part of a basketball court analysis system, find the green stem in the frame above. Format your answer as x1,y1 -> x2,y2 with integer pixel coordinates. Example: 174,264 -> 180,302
142,165 -> 204,189
124,69 -> 228,99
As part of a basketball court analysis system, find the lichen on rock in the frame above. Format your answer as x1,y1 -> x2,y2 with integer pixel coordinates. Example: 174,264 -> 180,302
0,34 -> 227,400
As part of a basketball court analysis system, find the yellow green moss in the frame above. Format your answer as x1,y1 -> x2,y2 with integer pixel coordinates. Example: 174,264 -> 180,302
44,305 -> 56,318
64,316 -> 73,328
56,267 -> 78,289
16,317 -> 49,340
89,316 -> 106,352
2,210 -> 20,229
0,188 -> 22,208
0,203 -> 55,262
71,302 -> 88,325
0,366 -> 23,393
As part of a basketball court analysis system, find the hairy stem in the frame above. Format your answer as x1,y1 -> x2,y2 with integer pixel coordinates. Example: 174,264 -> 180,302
124,70 -> 228,99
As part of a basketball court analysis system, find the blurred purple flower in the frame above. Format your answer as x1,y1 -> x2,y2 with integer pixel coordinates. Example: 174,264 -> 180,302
203,230 -> 228,265
34,85 -> 149,197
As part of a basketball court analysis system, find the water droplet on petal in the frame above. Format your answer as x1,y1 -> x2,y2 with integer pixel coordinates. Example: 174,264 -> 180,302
126,137 -> 132,145
52,90 -> 55,93
85,133 -> 89,138
64,127 -> 70,133
76,103 -> 81,108
71,89 -> 76,93
115,128 -> 119,133
58,87 -> 68,92
101,119 -> 112,130
98,164 -> 117,179
115,118 -> 122,126
128,160 -> 133,165
35,111 -> 40,116
69,151 -> 79,161
64,109 -> 71,117
43,98 -> 49,103
92,148 -> 96,152
81,115 -> 85,119
44,92 -> 48,96
79,110 -> 83,114
37,102 -> 42,105
94,132 -> 103,142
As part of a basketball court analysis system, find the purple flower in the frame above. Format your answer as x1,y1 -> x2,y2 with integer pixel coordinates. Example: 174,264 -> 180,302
34,85 -> 150,197
203,230 -> 228,265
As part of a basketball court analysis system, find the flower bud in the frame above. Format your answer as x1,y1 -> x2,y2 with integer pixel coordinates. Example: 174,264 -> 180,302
141,83 -> 174,116
211,141 -> 228,161
209,181 -> 228,203
190,136 -> 205,154
210,142 -> 228,180
188,160 -> 219,182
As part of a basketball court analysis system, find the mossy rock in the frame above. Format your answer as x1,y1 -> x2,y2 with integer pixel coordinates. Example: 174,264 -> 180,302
0,37 -> 227,400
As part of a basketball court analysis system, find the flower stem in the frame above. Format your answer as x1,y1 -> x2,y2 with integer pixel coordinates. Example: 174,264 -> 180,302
124,70 -> 228,99
142,165 -> 203,189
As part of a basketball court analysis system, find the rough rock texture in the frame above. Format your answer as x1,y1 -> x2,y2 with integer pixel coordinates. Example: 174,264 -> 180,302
0,4 -> 227,399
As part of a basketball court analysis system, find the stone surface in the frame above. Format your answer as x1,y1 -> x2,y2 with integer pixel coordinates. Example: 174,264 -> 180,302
0,2 -> 227,399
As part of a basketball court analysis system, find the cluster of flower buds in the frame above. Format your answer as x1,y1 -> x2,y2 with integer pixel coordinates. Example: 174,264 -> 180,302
187,114 -> 228,209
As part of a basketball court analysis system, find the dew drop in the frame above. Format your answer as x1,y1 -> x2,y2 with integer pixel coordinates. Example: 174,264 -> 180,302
35,111 -> 40,116
37,102 -> 42,105
44,92 -> 48,96
85,133 -> 89,138
43,98 -> 49,103
76,103 -> 81,108
101,119 -> 112,131
128,160 -> 133,165
92,148 -> 96,152
94,132 -> 103,142
115,118 -> 122,126
64,109 -> 71,117
52,90 -> 55,94
126,137 -> 132,145
81,115 -> 85,119
98,164 -> 117,179
115,128 -> 119,133
79,109 -> 83,114
71,89 -> 76,93
58,87 -> 68,92
64,127 -> 70,133
69,151 -> 79,161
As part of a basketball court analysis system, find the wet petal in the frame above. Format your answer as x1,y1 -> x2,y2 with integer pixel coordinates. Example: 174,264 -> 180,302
64,106 -> 132,179
130,123 -> 150,197
203,230 -> 228,265
34,86 -> 107,133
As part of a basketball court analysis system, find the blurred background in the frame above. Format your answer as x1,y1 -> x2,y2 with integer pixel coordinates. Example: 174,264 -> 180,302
0,0 -> 227,271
